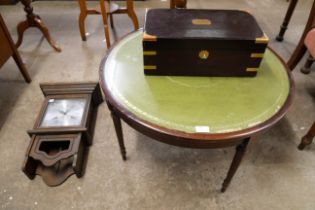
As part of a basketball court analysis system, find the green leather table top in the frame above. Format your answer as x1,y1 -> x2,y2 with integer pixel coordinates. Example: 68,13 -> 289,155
101,31 -> 291,134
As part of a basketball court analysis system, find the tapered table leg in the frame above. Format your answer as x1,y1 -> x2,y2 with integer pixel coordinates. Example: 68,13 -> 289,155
276,0 -> 298,41
110,111 -> 127,160
298,122 -> 315,150
221,138 -> 250,192
16,0 -> 61,52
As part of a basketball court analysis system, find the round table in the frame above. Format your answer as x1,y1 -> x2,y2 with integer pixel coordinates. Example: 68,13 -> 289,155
99,30 -> 294,192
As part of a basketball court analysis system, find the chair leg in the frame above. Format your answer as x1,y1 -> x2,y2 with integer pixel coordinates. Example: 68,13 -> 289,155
300,54 -> 314,74
99,0 -> 111,48
126,0 -> 139,30
298,122 -> 315,150
287,0 -> 315,70
109,13 -> 114,28
276,0 -> 298,42
78,0 -> 88,41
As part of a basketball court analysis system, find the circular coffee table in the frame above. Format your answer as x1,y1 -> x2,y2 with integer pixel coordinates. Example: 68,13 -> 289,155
99,30 -> 294,192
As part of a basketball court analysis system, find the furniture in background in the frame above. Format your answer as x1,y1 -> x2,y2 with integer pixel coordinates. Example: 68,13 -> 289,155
299,122 -> 315,150
0,13 -> 31,83
16,0 -> 61,52
276,0 -> 315,70
0,0 -> 19,5
301,28 -> 315,74
78,0 -> 139,48
100,31 -> 294,192
298,29 -> 315,150
170,0 -> 187,8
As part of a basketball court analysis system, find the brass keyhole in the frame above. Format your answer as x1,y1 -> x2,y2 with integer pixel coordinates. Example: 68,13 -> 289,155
199,50 -> 209,59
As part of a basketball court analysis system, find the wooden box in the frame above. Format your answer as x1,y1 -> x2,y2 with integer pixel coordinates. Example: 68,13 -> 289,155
142,9 -> 269,77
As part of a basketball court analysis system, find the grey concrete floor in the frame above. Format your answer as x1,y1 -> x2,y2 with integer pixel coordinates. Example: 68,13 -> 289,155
1,0 -> 315,209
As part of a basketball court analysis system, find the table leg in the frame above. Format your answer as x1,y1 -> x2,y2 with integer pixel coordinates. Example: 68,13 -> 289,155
16,0 -> 61,52
110,111 -> 127,160
287,0 -> 315,70
221,138 -> 250,192
276,0 -> 298,41
298,121 -> 315,150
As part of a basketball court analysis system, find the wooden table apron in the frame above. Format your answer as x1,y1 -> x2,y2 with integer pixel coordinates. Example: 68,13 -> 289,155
99,30 -> 294,192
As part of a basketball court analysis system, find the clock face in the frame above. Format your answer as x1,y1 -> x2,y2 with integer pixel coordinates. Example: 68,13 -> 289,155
40,98 -> 87,127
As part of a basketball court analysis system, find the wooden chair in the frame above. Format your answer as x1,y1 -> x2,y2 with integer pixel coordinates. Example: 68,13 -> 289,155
276,0 -> 315,71
78,0 -> 139,49
298,28 -> 315,150
0,14 -> 31,83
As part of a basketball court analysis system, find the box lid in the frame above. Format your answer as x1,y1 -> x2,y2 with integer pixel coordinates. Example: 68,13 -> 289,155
143,9 -> 267,42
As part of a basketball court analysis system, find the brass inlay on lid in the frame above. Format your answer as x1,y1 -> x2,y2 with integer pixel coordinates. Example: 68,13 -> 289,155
199,50 -> 209,60
144,65 -> 157,70
192,19 -> 211,25
250,53 -> 264,58
143,51 -> 157,56
246,67 -> 258,72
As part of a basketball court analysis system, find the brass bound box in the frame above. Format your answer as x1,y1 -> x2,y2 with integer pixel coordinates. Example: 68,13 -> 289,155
142,9 -> 269,77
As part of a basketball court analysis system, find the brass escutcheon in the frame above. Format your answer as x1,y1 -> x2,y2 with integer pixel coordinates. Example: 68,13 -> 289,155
199,50 -> 209,59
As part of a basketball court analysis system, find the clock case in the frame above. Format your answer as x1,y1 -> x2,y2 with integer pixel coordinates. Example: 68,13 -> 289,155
23,83 -> 103,186
27,83 -> 103,145
22,134 -> 86,186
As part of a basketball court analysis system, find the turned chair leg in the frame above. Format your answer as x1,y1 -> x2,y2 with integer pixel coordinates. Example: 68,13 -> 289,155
78,0 -> 101,41
276,0 -> 298,41
126,0 -> 139,30
109,13 -> 114,28
287,0 -> 315,70
99,0 -> 111,48
300,54 -> 314,74
298,122 -> 315,150
78,0 -> 88,41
